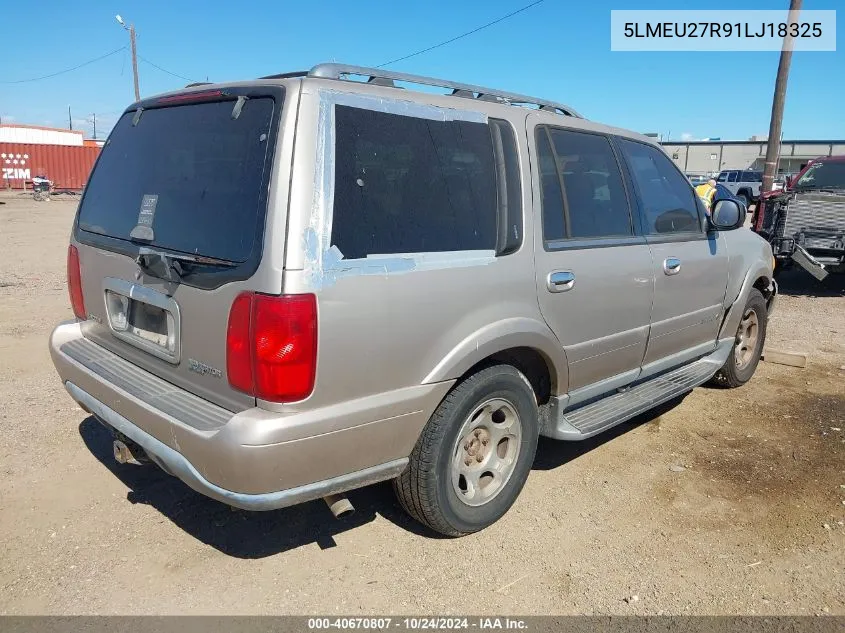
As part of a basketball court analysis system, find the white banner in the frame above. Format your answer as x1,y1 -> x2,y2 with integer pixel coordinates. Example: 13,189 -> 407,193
611,10 -> 836,52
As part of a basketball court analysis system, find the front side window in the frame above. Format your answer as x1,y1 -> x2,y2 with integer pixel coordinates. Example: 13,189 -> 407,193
331,105 -> 499,259
536,127 -> 632,242
717,172 -> 727,182
619,139 -> 702,235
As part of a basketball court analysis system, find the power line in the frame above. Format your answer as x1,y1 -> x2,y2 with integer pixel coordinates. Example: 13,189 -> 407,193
138,56 -> 197,83
377,0 -> 545,68
0,46 -> 127,84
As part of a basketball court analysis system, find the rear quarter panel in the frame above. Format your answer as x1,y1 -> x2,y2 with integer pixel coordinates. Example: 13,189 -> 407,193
279,83 -> 566,415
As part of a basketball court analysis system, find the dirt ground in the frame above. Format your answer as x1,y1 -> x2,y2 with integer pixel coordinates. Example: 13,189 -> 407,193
1,195 -> 843,616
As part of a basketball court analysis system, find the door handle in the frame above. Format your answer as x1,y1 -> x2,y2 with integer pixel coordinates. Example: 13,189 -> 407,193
547,271 -> 575,292
663,257 -> 682,275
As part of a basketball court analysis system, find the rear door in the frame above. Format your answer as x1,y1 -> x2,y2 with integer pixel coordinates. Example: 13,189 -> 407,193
530,118 -> 654,395
617,138 -> 729,370
72,88 -> 285,412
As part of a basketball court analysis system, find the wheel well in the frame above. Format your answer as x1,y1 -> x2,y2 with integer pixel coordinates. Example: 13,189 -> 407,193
460,347 -> 555,406
753,276 -> 771,298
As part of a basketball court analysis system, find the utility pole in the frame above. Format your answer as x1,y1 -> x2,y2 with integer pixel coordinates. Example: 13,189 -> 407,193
762,0 -> 802,194
116,15 -> 140,101
129,24 -> 140,101
91,113 -> 97,139
68,105 -> 73,130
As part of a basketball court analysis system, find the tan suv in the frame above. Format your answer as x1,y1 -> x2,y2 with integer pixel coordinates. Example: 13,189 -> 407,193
50,64 -> 777,536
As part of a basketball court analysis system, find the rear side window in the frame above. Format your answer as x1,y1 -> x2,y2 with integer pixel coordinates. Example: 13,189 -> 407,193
728,171 -> 739,183
78,97 -> 276,263
741,171 -> 762,182
619,139 -> 702,235
537,127 -> 632,241
332,106 -> 504,259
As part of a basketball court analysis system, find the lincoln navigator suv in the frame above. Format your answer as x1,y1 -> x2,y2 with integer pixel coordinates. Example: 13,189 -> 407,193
50,64 -> 777,536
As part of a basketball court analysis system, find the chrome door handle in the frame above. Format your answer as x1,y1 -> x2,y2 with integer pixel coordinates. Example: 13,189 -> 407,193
663,257 -> 682,275
547,271 -> 575,292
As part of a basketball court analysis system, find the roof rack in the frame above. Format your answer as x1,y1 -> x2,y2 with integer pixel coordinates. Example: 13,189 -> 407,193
257,63 -> 583,118
184,82 -> 212,88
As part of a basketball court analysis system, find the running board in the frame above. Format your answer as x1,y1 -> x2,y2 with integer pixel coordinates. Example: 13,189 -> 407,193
543,340 -> 732,441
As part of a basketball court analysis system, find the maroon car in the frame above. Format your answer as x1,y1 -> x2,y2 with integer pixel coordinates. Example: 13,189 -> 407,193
753,155 -> 845,280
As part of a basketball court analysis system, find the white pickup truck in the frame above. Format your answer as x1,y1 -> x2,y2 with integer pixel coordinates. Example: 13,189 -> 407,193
716,170 -> 763,207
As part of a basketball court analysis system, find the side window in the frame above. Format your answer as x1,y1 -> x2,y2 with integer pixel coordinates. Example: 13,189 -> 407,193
619,139 -> 702,235
536,128 -> 566,242
728,171 -> 739,183
742,171 -> 762,182
536,126 -> 632,242
717,172 -> 727,182
332,105 -> 497,259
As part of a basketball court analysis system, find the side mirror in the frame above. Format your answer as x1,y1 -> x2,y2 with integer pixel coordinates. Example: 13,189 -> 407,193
709,199 -> 744,231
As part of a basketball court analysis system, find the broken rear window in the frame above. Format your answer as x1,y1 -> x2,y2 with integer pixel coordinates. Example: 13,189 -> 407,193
331,106 -> 498,259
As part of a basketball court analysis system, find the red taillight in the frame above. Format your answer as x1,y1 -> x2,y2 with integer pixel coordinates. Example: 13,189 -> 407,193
66,245 -> 86,320
226,292 -> 318,402
226,293 -> 254,395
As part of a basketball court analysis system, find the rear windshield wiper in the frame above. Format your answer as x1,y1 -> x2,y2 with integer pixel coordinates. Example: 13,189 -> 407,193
135,247 -> 236,283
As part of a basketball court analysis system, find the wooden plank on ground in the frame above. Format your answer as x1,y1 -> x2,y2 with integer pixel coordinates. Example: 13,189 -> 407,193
762,349 -> 808,368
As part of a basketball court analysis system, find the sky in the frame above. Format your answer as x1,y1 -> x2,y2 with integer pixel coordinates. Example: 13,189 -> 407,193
1,0 -> 843,142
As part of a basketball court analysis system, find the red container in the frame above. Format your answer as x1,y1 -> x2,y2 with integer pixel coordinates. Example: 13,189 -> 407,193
0,143 -> 100,191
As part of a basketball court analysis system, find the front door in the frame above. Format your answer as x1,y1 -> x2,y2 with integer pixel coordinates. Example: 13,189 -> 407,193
530,118 -> 654,395
617,138 -> 729,370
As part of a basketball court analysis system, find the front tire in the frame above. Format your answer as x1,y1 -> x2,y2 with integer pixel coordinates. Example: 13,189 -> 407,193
710,288 -> 767,388
737,192 -> 750,207
393,364 -> 539,536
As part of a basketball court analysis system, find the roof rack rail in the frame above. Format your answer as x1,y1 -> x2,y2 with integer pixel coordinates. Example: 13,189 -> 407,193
184,82 -> 212,88
305,63 -> 583,118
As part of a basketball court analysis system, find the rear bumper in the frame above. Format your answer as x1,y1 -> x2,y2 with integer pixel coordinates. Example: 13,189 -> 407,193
50,322 -> 450,510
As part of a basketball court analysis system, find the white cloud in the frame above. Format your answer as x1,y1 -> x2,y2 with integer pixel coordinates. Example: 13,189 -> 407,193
681,132 -> 695,141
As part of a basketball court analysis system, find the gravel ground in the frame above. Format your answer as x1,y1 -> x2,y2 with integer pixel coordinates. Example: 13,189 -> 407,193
0,195 -> 843,615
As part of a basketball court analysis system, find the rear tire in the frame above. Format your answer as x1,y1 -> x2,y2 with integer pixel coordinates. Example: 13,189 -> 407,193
709,288 -> 767,388
393,364 -> 539,537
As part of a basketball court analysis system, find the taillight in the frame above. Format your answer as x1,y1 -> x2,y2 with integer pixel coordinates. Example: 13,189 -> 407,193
226,292 -> 318,402
66,245 -> 86,320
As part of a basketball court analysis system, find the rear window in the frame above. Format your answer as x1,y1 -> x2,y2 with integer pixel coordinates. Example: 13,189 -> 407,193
331,105 -> 498,259
78,97 -> 276,263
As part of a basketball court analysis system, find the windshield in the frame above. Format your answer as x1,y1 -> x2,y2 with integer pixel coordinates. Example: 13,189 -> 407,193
78,97 -> 276,263
793,161 -> 845,191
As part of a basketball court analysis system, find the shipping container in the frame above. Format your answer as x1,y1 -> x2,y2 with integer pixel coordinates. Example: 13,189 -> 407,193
1,142 -> 100,190
0,124 -> 84,146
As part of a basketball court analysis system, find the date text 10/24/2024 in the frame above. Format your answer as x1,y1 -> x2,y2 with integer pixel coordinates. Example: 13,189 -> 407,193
307,618 -> 528,630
